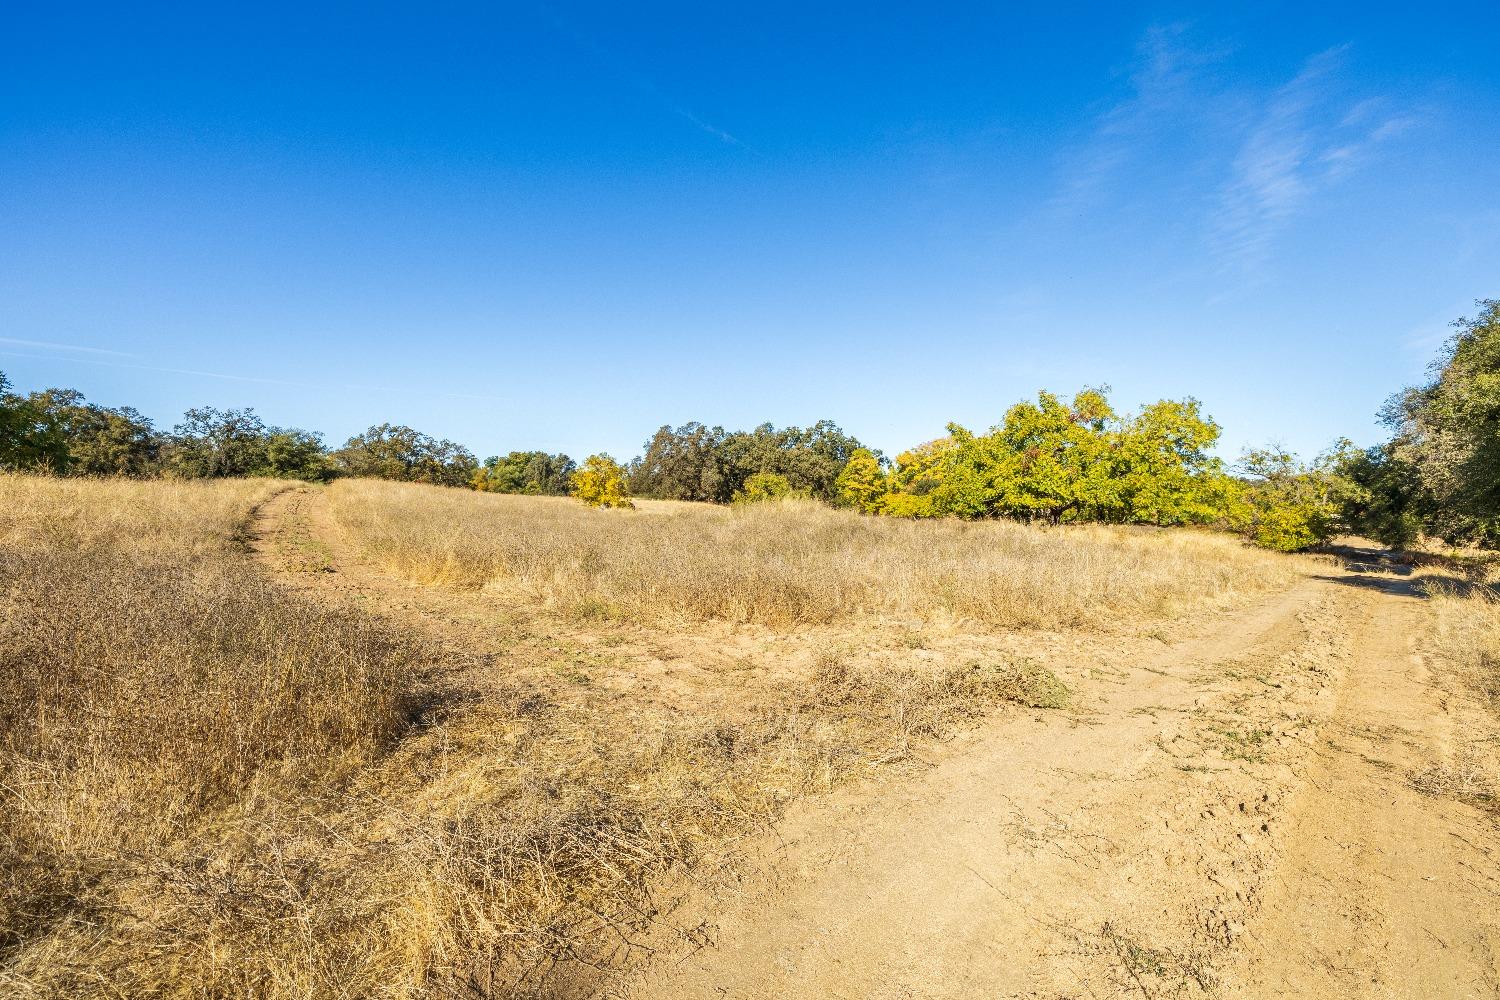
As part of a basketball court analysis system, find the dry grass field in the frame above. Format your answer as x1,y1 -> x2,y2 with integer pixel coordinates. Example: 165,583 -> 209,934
325,478 -> 1298,630
7,475 -> 1495,998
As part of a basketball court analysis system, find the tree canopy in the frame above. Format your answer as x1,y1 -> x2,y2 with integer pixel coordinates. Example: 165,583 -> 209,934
335,423 -> 477,487
25,388 -> 160,477
870,389 -> 1230,527
0,374 -> 70,472
1362,300 -> 1500,545
472,451 -> 575,495
166,407 -> 330,481
629,419 -> 872,504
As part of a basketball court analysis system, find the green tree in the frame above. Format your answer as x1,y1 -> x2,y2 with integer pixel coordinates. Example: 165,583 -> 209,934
165,407 -> 329,480
1114,398 -> 1225,526
629,422 -> 728,501
1378,299 -> 1500,544
572,453 -> 634,508
165,407 -> 272,478
888,437 -> 954,500
0,372 -> 69,472
923,390 -> 1118,524
472,451 -> 575,494
262,429 -> 333,481
719,420 -> 870,502
26,388 -> 161,477
335,423 -> 477,487
1334,443 -> 1424,548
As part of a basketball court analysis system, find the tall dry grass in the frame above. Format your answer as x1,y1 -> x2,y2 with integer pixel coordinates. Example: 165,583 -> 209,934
1426,580 -> 1500,720
1412,574 -> 1500,812
0,474 -> 1077,998
0,474 -> 287,556
328,479 -> 1300,629
2,474 -> 1309,997
0,475 -> 421,996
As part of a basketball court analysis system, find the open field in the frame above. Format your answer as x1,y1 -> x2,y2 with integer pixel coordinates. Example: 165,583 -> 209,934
3,475 -> 1498,998
325,478 -> 1298,629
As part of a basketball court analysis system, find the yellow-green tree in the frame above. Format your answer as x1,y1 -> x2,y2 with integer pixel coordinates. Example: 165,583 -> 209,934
1113,398 -> 1224,526
1236,447 -> 1343,551
571,453 -> 634,509
834,448 -> 887,512
732,471 -> 799,505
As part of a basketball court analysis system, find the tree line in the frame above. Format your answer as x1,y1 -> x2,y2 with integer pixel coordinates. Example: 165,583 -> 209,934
3,299 -> 1497,551
0,381 -> 480,487
575,300 -> 1500,552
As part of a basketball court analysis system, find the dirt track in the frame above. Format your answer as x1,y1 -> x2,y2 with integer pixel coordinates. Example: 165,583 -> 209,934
252,487 -> 1500,999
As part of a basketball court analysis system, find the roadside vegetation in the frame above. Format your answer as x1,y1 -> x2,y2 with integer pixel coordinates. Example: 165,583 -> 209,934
0,373 -> 1345,552
0,476 -> 421,997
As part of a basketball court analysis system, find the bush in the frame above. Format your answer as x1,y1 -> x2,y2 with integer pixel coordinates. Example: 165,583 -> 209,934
879,492 -> 937,518
471,451 -> 575,495
732,472 -> 800,505
571,454 -> 634,509
1237,447 -> 1342,552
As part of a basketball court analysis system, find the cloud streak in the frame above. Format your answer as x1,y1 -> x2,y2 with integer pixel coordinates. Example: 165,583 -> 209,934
1047,23 -> 1224,218
0,336 -> 135,357
1043,27 -> 1419,278
538,3 -> 745,147
0,350 -> 506,402
1211,47 -> 1416,272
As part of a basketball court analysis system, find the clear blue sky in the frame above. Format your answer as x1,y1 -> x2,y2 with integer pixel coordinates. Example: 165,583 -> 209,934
4,3 -> 1498,462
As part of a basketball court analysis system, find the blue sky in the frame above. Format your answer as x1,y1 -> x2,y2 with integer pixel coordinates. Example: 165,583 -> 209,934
3,3 -> 1498,463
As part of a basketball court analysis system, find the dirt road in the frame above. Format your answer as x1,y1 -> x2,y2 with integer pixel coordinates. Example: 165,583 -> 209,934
251,488 -> 1500,999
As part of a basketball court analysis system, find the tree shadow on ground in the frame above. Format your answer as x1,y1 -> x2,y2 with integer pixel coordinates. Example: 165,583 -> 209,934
1312,571 -> 1493,600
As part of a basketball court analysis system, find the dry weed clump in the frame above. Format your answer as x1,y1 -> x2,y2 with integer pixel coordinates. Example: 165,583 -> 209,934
328,480 -> 1299,630
1418,578 -> 1500,814
0,475 -> 419,995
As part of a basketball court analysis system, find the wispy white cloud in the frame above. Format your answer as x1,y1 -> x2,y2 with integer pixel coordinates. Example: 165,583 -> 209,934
0,336 -> 134,357
673,106 -> 744,147
1047,23 -> 1226,218
1211,48 -> 1419,273
1041,27 -> 1420,278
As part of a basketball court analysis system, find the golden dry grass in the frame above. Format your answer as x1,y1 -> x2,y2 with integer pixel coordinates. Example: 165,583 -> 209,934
0,474 -> 288,556
0,475 -> 421,997
1427,584 -> 1500,697
0,474 -> 1300,998
1414,573 -> 1500,812
327,479 -> 1299,630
